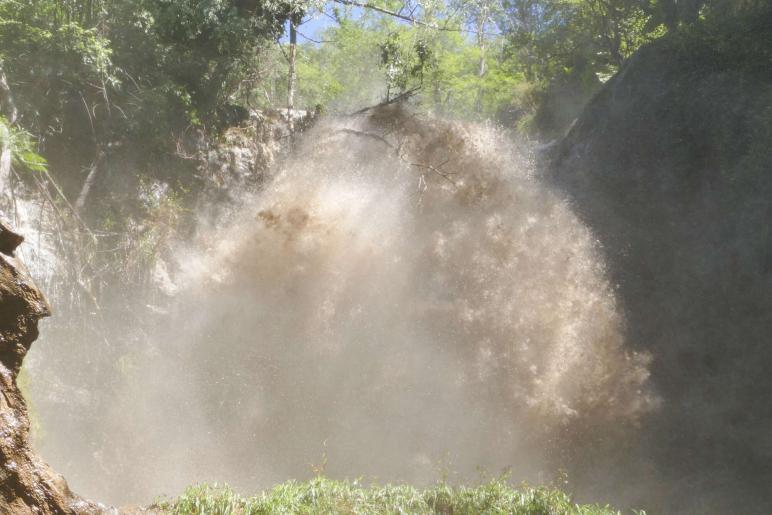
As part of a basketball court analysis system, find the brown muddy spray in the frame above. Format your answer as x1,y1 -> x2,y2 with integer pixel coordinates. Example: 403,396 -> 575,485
33,108 -> 655,505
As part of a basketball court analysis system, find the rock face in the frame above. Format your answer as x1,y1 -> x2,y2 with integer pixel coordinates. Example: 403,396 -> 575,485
203,108 -> 314,195
550,13 -> 772,515
0,221 -> 98,514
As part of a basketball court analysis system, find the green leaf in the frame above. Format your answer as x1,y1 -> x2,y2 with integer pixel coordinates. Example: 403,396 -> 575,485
18,150 -> 47,172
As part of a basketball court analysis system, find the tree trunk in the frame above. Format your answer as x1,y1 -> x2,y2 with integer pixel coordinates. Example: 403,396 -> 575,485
0,63 -> 17,125
0,123 -> 11,201
477,24 -> 487,78
287,16 -> 299,136
474,16 -> 487,115
0,63 -> 16,202
75,149 -> 104,215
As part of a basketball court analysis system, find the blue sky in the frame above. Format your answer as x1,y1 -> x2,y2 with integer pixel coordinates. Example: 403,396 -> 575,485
297,8 -> 342,40
278,5 -> 489,46
279,6 -> 358,44
279,4 -> 422,44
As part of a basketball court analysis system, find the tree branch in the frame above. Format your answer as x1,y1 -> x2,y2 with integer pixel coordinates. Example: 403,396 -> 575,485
332,128 -> 457,186
331,0 -> 433,27
350,86 -> 421,115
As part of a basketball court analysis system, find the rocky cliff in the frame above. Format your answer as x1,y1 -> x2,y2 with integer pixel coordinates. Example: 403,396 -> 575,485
550,12 -> 772,514
0,220 -> 100,514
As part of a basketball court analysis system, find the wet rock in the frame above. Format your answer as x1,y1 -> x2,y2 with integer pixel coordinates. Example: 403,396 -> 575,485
0,219 -> 23,256
0,220 -> 101,514
550,14 -> 772,513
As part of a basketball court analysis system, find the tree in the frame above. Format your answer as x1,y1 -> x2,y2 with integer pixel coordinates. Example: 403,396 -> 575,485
453,0 -> 504,112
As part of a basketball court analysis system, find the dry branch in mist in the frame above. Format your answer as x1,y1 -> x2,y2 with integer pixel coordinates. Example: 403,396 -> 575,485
333,127 -> 457,185
350,87 -> 422,116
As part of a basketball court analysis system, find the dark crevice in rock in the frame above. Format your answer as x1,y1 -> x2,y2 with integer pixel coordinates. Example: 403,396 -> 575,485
0,220 -> 24,256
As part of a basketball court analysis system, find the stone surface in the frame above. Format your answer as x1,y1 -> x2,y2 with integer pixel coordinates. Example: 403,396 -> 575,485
549,16 -> 772,514
0,224 -> 102,514
0,219 -> 23,256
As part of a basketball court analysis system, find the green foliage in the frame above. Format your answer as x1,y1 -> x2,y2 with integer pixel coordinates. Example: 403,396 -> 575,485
295,19 -> 386,110
0,0 -> 766,220
285,12 -> 529,121
0,0 -> 298,247
0,1 -> 115,140
142,0 -> 282,115
0,117 -> 46,172
378,30 -> 435,98
156,477 -> 637,514
0,0 -> 292,163
280,0 -> 705,130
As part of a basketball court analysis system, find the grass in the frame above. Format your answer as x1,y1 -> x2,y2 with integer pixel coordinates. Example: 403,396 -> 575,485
154,477 -> 642,515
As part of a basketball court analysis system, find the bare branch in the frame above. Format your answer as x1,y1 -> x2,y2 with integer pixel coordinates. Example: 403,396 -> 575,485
331,0 -> 433,27
331,0 -> 501,36
332,127 -> 457,186
336,128 -> 394,147
296,29 -> 336,44
350,86 -> 421,115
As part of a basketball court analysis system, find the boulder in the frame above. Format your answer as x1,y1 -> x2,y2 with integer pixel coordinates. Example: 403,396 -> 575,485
550,12 -> 772,514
